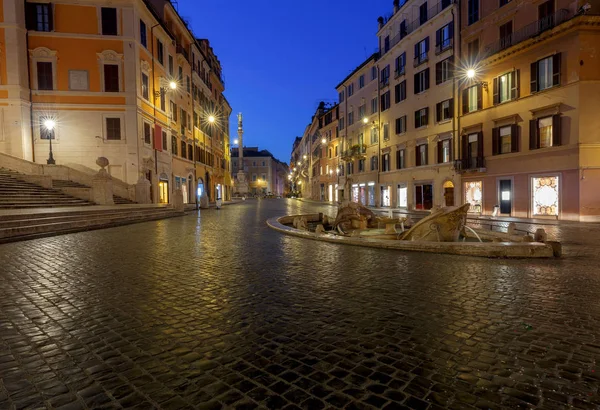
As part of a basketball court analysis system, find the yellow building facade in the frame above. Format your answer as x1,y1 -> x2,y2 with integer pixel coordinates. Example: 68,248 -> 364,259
0,0 -> 231,204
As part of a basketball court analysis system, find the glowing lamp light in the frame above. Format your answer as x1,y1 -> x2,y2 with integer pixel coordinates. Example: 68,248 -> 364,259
208,115 -> 216,123
233,139 -> 239,145
321,138 -> 327,144
466,69 -> 476,79
297,161 -> 301,166
303,155 -> 307,160
169,81 -> 177,90
293,167 -> 297,171
44,119 -> 56,131
363,117 -> 369,124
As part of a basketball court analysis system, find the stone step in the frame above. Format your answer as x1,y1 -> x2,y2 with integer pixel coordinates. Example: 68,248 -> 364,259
0,209 -> 183,242
0,207 -> 172,221
0,203 -> 93,209
0,209 -> 171,228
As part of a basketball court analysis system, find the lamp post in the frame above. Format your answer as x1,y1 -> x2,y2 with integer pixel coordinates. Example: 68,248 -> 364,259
44,119 -> 56,165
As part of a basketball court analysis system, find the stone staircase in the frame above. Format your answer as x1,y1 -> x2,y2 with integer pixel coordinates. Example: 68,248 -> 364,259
0,168 -> 92,209
0,206 -> 183,243
52,179 -> 136,205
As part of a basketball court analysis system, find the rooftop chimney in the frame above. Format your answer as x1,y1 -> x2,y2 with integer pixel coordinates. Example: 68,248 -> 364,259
378,16 -> 384,30
393,0 -> 400,13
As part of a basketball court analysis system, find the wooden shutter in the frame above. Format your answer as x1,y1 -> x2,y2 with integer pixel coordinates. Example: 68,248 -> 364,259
414,73 -> 419,94
511,69 -> 519,100
461,135 -> 468,167
414,110 -> 420,128
395,84 -> 400,103
415,146 -> 421,166
435,28 -> 441,47
154,125 -> 162,151
47,4 -> 54,31
437,141 -> 443,163
492,127 -> 499,155
424,108 -> 429,125
477,131 -> 484,159
414,43 -> 419,59
449,99 -> 454,118
425,68 -> 430,90
25,3 -> 37,30
477,85 -> 483,110
552,114 -> 561,146
529,119 -> 538,150
401,81 -> 406,100
511,124 -> 519,152
425,37 -> 430,53
462,89 -> 468,114
493,77 -> 499,105
424,144 -> 429,165
530,62 -> 538,93
552,53 -> 561,87
436,102 -> 441,123
436,61 -> 442,85
449,22 -> 454,39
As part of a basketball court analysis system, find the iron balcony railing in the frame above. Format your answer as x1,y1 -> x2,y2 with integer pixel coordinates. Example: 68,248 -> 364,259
382,0 -> 455,56
394,66 -> 406,78
435,38 -> 453,55
454,157 -> 485,172
482,9 -> 571,58
413,52 -> 429,67
176,44 -> 189,61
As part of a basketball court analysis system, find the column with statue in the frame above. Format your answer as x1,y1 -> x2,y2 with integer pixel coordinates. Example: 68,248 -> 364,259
235,112 -> 249,197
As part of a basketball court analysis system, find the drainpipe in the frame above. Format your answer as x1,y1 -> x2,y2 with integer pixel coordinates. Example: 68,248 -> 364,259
151,24 -> 160,202
377,61 -> 381,207
192,55 -> 198,210
25,31 -> 35,162
454,3 -> 461,169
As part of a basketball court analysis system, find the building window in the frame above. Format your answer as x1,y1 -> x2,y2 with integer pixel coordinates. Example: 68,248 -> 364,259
436,57 -> 453,85
140,122 -> 150,144
159,89 -> 166,111
382,153 -> 390,172
358,159 -> 365,172
384,35 -> 390,53
398,184 -> 408,208
162,131 -> 167,151
415,184 -> 433,210
492,125 -> 517,154
436,99 -> 453,122
438,139 -> 451,163
468,0 -> 479,25
530,115 -> 561,149
171,136 -> 178,155
414,37 -> 429,66
493,70 -> 519,104
415,107 -> 429,128
339,90 -> 345,102
105,118 -> 121,140
358,104 -> 366,119
462,84 -> 481,114
395,80 -> 407,103
499,21 -> 513,50
370,156 -> 378,171
157,40 -> 164,65
348,83 -> 354,97
531,54 -> 561,93
532,176 -> 559,216
381,91 -> 391,111
168,55 -> 174,76
188,144 -> 193,160
383,123 -> 389,141
371,66 -> 378,81
467,39 -> 479,64
371,97 -> 378,114
140,20 -> 147,47
359,74 -> 365,89
395,52 -> 406,76
396,149 -> 405,169
381,65 -> 390,86
101,7 -> 117,35
37,61 -> 53,90
416,143 -> 428,166
104,64 -> 119,92
500,0 -> 512,6
348,111 -> 354,125
142,72 -> 149,100
435,23 -> 453,53
462,132 -> 483,168
370,127 -> 378,145
180,141 -> 186,159
414,68 -> 430,94
170,101 -> 178,122
465,181 -> 483,213
25,3 -> 53,32
338,117 -> 345,130
395,116 -> 407,134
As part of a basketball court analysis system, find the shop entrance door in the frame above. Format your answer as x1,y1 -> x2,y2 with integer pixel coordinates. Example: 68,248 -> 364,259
499,179 -> 512,214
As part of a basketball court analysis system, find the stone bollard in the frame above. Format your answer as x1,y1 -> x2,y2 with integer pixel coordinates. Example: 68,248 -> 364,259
91,158 -> 114,205
315,224 -> 325,234
173,188 -> 184,211
507,222 -> 517,235
135,178 -> 151,204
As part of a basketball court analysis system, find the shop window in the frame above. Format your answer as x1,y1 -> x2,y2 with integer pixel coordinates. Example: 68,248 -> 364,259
415,184 -> 433,210
464,181 -> 483,213
532,176 -> 559,216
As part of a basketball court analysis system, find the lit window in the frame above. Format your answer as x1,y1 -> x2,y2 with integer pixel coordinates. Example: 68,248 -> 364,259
539,116 -> 553,148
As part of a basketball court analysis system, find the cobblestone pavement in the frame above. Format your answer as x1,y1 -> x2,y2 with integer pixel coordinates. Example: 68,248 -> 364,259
1,199 -> 600,410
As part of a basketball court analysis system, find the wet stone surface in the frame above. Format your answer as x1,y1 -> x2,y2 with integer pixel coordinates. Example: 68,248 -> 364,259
1,199 -> 600,409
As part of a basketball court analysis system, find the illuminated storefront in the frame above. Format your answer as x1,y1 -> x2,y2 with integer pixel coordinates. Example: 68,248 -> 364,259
532,176 -> 559,216
464,181 -> 482,213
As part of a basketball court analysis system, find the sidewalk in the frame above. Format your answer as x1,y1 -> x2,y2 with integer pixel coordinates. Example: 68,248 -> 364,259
294,198 -> 589,227
183,199 -> 245,212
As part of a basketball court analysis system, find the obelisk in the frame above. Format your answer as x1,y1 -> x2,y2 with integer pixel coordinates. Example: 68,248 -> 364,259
235,113 -> 249,196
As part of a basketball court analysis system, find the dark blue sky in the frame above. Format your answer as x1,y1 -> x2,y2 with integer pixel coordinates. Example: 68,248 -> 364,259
177,0 -> 389,163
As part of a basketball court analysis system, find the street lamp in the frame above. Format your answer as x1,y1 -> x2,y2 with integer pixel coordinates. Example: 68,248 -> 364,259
321,138 -> 327,144
233,138 -> 239,145
208,115 -> 216,124
303,155 -> 307,160
44,119 -> 56,165
363,117 -> 369,124
169,81 -> 177,90
466,68 -> 476,79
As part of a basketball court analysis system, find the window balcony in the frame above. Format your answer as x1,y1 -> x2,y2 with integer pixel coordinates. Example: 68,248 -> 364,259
454,157 -> 485,172
413,53 -> 429,67
435,38 -> 453,55
176,44 -> 189,62
394,66 -> 405,78
482,9 -> 571,58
